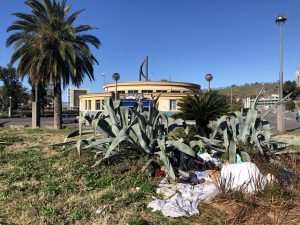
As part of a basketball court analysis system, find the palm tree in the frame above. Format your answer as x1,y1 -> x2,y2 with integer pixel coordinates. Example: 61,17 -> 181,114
173,91 -> 230,137
6,0 -> 100,129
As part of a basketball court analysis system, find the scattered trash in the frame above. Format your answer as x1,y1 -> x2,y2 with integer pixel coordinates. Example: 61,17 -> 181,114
135,187 -> 141,191
148,182 -> 219,217
219,162 -> 272,194
155,168 -> 166,177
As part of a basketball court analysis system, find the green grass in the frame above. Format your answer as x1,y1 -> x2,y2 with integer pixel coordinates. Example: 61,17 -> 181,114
0,128 -> 299,224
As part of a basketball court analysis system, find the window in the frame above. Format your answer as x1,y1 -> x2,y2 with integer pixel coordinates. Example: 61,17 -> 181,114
142,90 -> 153,93
85,100 -> 91,110
171,91 -> 180,93
170,100 -> 177,111
96,100 -> 101,110
156,90 -> 167,93
84,100 -> 88,110
118,91 -> 125,93
128,90 -> 138,93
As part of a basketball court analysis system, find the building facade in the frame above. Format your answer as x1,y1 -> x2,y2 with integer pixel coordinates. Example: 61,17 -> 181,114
68,88 -> 89,109
296,70 -> 300,87
79,81 -> 200,115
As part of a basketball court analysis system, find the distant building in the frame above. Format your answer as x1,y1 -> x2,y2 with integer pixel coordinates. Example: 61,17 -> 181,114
243,94 -> 280,109
68,88 -> 89,109
296,70 -> 300,87
79,81 -> 200,116
62,101 -> 69,108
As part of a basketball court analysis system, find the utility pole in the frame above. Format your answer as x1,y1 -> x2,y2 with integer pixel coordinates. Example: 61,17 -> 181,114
275,15 -> 287,132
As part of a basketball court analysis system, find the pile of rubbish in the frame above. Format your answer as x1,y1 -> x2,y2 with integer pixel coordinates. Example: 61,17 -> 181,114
52,90 -> 298,217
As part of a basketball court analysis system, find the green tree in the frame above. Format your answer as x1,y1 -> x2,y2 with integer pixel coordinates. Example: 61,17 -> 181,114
285,100 -> 296,112
173,91 -> 231,137
283,80 -> 300,99
0,65 -> 29,111
6,0 -> 100,128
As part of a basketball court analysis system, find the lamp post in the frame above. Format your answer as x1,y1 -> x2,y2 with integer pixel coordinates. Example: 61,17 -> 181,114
112,72 -> 120,101
205,73 -> 213,92
276,15 -> 287,132
8,96 -> 12,118
102,73 -> 106,92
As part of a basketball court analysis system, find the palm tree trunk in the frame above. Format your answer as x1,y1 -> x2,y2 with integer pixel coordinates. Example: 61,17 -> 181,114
32,83 -> 40,128
53,79 -> 62,129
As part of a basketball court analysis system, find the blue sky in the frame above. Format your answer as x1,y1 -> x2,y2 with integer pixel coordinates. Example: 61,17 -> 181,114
1,0 -> 300,101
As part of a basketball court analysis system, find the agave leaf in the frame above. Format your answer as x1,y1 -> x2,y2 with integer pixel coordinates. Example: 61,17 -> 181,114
64,130 -> 80,141
104,128 -> 128,159
130,108 -> 146,132
251,89 -> 264,109
78,113 -> 86,135
92,118 -> 100,137
261,92 -> 293,120
189,140 -> 204,149
261,120 -> 271,144
146,124 -> 153,141
166,140 -> 196,157
131,124 -> 151,153
95,118 -> 115,137
64,130 -> 93,144
113,99 -> 121,110
137,100 -> 144,113
240,151 -> 251,162
141,159 -> 154,173
104,97 -> 120,135
178,169 -> 189,178
82,138 -> 113,150
153,113 -> 168,136
228,140 -> 236,164
76,139 -> 89,156
251,134 -> 264,154
194,135 -> 223,148
211,115 -> 227,139
119,106 -> 130,128
241,108 -> 257,143
156,138 -> 176,180
223,129 -> 229,150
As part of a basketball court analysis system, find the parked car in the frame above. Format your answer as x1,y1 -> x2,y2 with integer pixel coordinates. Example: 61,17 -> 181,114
62,114 -> 77,124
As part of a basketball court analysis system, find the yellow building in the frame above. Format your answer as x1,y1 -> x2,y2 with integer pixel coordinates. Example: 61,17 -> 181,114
79,81 -> 200,116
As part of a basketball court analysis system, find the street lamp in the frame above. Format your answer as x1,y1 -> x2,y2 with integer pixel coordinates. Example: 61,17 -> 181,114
276,15 -> 287,132
8,96 -> 12,118
112,72 -> 120,101
101,73 -> 106,92
205,73 -> 213,92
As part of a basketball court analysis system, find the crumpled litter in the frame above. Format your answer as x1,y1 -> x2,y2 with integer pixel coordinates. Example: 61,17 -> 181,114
148,182 -> 219,217
220,162 -> 273,194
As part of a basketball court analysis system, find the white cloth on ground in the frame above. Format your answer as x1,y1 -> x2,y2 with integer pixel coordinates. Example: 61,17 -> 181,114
220,162 -> 272,194
148,182 -> 218,217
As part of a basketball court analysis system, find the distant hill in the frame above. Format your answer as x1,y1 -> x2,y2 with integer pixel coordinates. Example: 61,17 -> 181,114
216,82 -> 278,98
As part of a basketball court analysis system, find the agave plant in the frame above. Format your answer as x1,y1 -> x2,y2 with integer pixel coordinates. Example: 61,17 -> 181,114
208,89 -> 293,163
54,95 -> 202,180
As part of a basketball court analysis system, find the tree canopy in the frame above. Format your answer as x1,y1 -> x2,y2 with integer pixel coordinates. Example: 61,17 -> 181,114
173,91 -> 231,136
6,0 -> 100,128
0,65 -> 29,111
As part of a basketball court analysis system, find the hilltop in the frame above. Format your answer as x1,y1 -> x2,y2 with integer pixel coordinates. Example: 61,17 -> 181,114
216,82 -> 278,98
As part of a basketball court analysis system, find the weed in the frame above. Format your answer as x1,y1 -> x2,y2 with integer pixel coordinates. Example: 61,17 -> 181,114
85,169 -> 116,189
127,216 -> 150,225
68,206 -> 91,220
41,206 -> 57,218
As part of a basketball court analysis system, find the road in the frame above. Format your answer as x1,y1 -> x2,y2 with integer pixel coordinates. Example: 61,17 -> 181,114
0,117 -> 78,128
0,112 -> 299,132
264,112 -> 300,132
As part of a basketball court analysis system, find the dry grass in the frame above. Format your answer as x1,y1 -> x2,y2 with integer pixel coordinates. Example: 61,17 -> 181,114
0,128 -> 299,225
